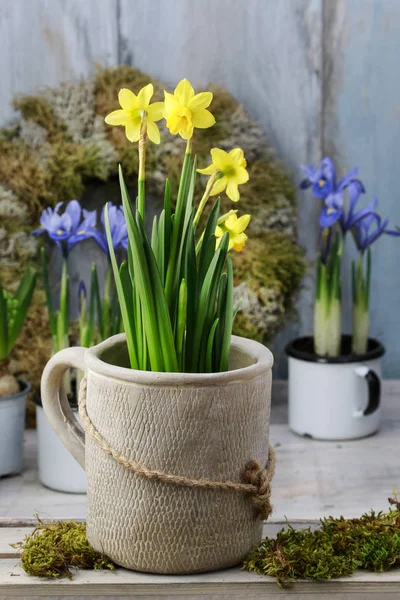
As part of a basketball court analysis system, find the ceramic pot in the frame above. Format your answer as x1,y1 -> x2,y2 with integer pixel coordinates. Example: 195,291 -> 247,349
40,333 -> 273,574
0,380 -> 31,478
286,335 -> 385,440
34,396 -> 86,493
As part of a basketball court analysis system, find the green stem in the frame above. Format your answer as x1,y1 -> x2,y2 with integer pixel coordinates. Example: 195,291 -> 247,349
137,115 -> 147,222
313,241 -> 342,357
193,170 -> 219,228
352,251 -> 370,354
165,140 -> 192,306
102,266 -> 112,340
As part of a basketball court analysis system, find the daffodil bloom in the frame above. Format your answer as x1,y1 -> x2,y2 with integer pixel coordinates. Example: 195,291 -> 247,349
198,148 -> 249,202
215,213 -> 251,252
105,84 -> 164,144
163,79 -> 215,140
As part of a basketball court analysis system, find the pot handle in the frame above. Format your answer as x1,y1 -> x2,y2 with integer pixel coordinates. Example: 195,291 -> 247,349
40,346 -> 86,469
354,365 -> 381,417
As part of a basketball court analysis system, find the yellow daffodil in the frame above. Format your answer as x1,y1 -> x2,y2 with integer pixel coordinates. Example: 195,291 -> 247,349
105,84 -> 164,144
197,148 -> 249,202
163,79 -> 215,140
215,213 -> 251,252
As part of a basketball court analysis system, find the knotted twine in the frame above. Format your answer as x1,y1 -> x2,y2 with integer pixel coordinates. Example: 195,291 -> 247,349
78,377 -> 275,519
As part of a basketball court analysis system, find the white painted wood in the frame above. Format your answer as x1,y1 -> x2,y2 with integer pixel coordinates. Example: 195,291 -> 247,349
0,555 -> 400,598
0,0 -> 119,124
0,381 -> 399,522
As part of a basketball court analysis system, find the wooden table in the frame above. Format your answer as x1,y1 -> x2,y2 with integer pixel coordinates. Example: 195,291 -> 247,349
1,522 -> 400,599
0,381 -> 399,597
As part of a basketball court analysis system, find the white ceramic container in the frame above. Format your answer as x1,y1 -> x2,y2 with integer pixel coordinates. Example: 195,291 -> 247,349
36,403 -> 86,493
40,333 -> 274,575
0,380 -> 30,478
286,335 -> 384,440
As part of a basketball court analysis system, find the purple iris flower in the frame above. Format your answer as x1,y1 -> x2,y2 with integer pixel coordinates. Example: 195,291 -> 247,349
352,205 -> 400,252
32,200 -> 97,257
319,181 -> 374,233
92,203 -> 128,255
300,157 -> 365,201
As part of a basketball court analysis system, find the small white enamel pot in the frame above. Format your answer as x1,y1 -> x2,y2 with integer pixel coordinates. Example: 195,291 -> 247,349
0,380 -> 31,478
34,395 -> 86,494
286,335 -> 385,440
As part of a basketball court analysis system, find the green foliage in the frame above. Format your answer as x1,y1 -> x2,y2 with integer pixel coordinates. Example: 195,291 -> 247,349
0,268 -> 36,360
13,520 -> 115,579
109,159 -> 233,373
243,497 -> 400,588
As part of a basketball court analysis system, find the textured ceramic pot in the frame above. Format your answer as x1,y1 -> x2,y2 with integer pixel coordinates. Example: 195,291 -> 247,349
0,380 -> 31,478
40,333 -> 273,574
286,335 -> 385,440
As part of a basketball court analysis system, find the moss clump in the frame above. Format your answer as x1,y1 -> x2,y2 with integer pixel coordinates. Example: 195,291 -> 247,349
243,497 -> 400,588
13,95 -> 65,140
13,520 -> 115,579
1,65 -> 306,396
232,233 -> 306,342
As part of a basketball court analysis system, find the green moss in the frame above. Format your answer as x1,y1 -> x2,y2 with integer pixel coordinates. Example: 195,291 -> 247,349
243,497 -> 400,588
13,95 -> 65,140
0,139 -> 51,216
232,232 -> 306,341
238,158 -> 297,214
13,520 -> 115,579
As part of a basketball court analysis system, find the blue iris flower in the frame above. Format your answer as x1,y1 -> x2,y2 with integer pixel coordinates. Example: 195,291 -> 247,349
319,181 -> 374,233
32,200 -> 97,256
352,204 -> 400,252
300,157 -> 363,201
92,203 -> 128,255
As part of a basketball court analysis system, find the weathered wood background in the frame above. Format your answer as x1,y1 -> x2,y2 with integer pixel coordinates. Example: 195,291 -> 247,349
0,0 -> 399,377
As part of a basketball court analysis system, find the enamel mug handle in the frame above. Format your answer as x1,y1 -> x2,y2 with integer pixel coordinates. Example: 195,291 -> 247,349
40,346 -> 86,469
354,365 -> 381,417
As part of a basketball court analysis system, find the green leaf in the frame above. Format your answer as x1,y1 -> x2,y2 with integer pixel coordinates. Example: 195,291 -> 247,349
176,279 -> 187,371
151,215 -> 159,258
136,212 -> 178,372
198,198 -> 220,283
119,166 -> 165,371
206,318 -> 219,373
366,247 -> 371,310
183,221 -> 198,371
190,232 -> 229,372
105,201 -> 139,369
7,268 -> 36,352
157,210 -> 166,284
165,151 -> 192,307
219,256 -> 234,372
0,281 -> 8,360
91,264 -> 104,340
40,248 -> 56,337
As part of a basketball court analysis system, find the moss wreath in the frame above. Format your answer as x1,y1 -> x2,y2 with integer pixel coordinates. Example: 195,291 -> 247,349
0,65 -> 305,398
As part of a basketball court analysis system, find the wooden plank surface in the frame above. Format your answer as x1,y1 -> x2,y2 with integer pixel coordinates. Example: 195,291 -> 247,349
0,558 -> 400,598
0,381 -> 399,522
0,526 -> 400,598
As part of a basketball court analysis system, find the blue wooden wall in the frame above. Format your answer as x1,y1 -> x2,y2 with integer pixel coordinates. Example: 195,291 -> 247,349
0,0 -> 399,376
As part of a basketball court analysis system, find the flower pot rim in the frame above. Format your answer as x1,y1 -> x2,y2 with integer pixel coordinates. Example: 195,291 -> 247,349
84,333 -> 273,386
285,335 -> 385,364
0,378 -> 31,402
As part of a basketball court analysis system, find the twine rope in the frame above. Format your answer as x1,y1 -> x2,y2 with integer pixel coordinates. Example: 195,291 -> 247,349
78,377 -> 275,519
